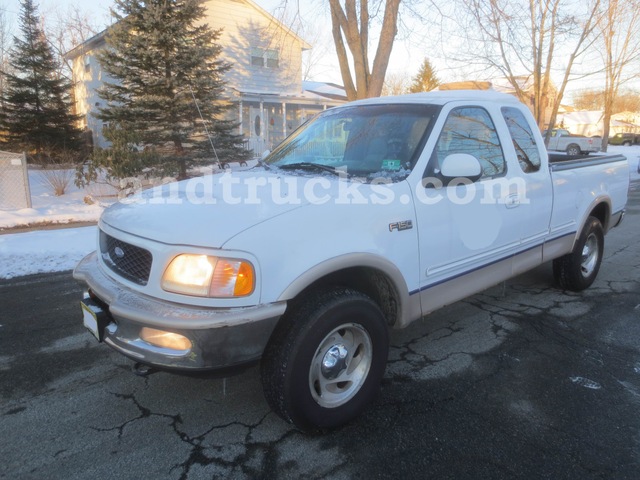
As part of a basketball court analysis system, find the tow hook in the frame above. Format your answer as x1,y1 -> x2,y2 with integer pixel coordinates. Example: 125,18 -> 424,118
133,362 -> 157,377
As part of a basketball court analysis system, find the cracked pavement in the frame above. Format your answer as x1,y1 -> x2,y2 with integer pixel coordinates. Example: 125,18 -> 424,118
2,181 -> 639,479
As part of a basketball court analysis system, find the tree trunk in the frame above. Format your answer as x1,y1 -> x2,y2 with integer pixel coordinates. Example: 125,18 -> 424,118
600,110 -> 611,152
369,0 -> 400,97
328,0 -> 401,100
174,138 -> 187,179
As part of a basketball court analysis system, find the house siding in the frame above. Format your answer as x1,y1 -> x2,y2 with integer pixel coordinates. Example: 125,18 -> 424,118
203,0 -> 303,95
66,0 -> 344,153
70,47 -> 113,147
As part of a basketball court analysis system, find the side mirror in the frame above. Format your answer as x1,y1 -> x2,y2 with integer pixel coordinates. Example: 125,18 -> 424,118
261,149 -> 271,159
440,153 -> 482,183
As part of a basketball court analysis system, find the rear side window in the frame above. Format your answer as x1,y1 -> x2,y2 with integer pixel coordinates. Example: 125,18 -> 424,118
430,106 -> 506,180
501,107 -> 541,173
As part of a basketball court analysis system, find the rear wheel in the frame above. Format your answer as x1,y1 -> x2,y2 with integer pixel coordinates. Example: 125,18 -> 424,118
261,287 -> 389,432
566,144 -> 581,156
553,216 -> 604,291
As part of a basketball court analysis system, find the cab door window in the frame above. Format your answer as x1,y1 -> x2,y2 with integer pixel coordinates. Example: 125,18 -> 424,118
428,106 -> 506,180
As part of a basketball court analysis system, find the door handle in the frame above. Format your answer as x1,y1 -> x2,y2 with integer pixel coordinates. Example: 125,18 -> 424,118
505,194 -> 520,208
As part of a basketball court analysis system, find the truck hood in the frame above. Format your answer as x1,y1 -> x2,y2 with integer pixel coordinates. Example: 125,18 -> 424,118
100,171 -> 309,248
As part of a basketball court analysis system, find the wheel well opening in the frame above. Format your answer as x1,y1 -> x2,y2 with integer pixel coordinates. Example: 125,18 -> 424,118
590,202 -> 609,230
292,267 -> 400,327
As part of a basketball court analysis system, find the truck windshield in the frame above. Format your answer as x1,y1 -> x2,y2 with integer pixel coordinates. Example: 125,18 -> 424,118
264,104 -> 441,181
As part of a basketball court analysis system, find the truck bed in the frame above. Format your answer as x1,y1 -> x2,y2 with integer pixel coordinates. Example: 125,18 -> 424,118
548,152 -> 627,168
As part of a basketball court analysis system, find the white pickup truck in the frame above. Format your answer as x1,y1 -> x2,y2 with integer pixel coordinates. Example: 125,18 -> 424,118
74,90 -> 629,431
543,128 -> 601,155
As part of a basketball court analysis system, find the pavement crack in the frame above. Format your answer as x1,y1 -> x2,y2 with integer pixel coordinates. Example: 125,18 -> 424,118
171,413 -> 307,479
90,392 -> 168,439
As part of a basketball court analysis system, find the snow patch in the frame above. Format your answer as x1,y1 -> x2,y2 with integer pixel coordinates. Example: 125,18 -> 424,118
570,376 -> 602,390
0,168 -> 114,229
0,226 -> 97,279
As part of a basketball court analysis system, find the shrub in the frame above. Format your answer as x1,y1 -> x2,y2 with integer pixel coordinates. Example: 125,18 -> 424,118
38,151 -> 78,196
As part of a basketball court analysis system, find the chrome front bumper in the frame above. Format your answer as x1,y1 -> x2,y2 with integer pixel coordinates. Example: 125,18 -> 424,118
73,252 -> 286,371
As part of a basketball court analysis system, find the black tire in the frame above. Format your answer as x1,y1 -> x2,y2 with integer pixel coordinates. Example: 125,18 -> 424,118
566,144 -> 581,156
553,216 -> 604,291
261,287 -> 389,432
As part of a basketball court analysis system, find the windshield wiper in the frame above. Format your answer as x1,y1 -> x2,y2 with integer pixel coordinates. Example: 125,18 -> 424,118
254,158 -> 272,170
277,162 -> 343,176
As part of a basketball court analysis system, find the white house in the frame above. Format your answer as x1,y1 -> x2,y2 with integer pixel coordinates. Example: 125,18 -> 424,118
65,0 -> 347,154
556,110 -> 640,137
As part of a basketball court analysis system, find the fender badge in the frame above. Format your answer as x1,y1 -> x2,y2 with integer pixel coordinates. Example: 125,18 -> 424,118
389,220 -> 413,232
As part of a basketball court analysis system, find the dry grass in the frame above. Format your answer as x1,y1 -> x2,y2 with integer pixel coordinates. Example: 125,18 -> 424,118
39,167 -> 75,196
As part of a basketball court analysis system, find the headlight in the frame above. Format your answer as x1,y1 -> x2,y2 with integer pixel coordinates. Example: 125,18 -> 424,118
161,254 -> 255,297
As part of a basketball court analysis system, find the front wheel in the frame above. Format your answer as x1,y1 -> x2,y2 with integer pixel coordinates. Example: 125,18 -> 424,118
553,216 -> 604,291
261,287 -> 389,432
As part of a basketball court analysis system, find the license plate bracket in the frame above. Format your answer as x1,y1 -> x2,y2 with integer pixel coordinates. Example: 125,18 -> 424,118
81,297 -> 110,342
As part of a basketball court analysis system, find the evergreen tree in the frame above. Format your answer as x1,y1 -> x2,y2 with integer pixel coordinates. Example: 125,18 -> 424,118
1,0 -> 81,160
409,58 -> 440,93
96,0 -> 249,179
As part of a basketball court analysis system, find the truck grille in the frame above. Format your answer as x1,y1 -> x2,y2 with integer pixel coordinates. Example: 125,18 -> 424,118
99,230 -> 152,285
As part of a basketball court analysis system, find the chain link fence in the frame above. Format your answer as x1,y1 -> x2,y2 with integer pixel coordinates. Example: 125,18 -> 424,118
0,150 -> 32,210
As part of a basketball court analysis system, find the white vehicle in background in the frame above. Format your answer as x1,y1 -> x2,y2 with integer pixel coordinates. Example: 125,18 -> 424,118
543,128 -> 601,155
74,90 -> 629,432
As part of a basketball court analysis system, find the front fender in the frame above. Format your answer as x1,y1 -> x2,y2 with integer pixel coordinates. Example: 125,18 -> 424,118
277,253 -> 419,328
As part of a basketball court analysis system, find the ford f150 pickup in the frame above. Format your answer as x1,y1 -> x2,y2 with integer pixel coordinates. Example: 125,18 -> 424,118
542,128 -> 601,155
74,90 -> 629,431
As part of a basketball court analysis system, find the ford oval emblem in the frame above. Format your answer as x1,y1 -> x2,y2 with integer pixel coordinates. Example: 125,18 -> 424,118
114,246 -> 125,258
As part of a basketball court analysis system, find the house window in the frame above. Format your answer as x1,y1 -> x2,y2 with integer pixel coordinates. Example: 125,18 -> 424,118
251,48 -> 264,67
250,47 -> 279,69
265,49 -> 279,68
84,56 -> 91,73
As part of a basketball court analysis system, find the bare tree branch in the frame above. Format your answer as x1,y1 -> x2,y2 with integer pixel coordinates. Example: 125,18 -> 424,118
456,0 -> 603,135
596,0 -> 640,150
41,4 -> 99,80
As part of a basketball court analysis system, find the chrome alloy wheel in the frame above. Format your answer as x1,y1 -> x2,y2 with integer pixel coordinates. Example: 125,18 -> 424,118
309,323 -> 373,408
581,233 -> 599,277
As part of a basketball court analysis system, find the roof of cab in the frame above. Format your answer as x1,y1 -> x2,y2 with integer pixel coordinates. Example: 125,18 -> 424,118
347,89 -> 521,107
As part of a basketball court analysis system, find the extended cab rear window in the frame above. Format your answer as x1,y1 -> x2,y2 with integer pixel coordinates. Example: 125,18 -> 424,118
501,107 -> 541,173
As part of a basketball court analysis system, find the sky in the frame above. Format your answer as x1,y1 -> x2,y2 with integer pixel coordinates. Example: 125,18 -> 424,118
2,0 -> 112,28
2,0 -> 638,100
1,0 -> 344,77
0,0 -> 431,87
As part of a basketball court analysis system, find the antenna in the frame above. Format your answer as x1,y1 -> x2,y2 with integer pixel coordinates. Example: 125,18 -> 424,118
189,85 -> 221,169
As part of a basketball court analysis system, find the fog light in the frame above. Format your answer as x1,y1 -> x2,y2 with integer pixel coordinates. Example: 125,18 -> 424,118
140,327 -> 192,351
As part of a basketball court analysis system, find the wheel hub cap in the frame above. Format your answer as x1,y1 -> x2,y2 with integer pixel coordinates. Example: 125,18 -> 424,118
321,344 -> 348,380
581,234 -> 598,277
309,323 -> 373,408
